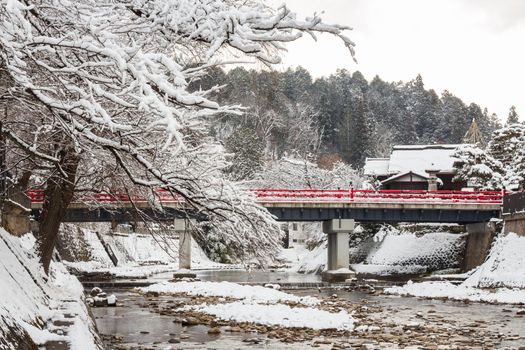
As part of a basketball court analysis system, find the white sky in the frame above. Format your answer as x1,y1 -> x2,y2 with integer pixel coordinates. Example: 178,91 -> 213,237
270,0 -> 525,122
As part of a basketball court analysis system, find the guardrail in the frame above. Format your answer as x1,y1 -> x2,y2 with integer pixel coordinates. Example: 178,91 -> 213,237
503,192 -> 525,214
26,188 -> 506,205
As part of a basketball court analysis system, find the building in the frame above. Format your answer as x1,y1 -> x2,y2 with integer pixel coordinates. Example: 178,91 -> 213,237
364,144 -> 467,190
288,222 -> 306,245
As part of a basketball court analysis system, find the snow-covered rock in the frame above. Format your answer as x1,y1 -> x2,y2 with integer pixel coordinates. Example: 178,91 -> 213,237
139,281 -> 320,306
183,302 -> 354,330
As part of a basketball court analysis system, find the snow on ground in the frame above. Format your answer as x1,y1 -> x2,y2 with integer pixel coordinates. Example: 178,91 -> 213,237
386,281 -> 525,304
60,224 -> 237,278
64,260 -> 179,279
386,233 -> 525,304
278,243 -> 326,274
139,281 -> 320,305
280,226 -> 465,276
351,263 -> 427,276
363,230 -> 465,269
0,229 -> 101,349
182,302 -> 354,330
141,280 -> 353,330
463,232 -> 525,289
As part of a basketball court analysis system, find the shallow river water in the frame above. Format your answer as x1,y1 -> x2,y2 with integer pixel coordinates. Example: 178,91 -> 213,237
91,271 -> 525,349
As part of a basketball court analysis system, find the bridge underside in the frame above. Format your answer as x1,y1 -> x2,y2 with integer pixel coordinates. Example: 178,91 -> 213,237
31,205 -> 500,224
31,207 -> 191,223
266,207 -> 500,223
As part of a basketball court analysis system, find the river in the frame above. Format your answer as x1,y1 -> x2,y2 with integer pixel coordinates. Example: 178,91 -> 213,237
91,270 -> 525,349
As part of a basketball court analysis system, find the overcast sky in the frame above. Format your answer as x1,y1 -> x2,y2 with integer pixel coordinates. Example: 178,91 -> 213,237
270,0 -> 525,122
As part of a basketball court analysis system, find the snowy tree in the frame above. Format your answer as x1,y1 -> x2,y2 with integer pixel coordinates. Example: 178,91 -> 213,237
453,145 -> 504,189
0,0 -> 355,271
253,155 -> 362,190
225,127 -> 265,181
488,124 -> 525,189
434,90 -> 469,143
454,124 -> 525,190
506,105 -> 520,125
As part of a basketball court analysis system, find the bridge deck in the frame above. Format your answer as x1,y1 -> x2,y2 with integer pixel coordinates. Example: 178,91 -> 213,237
27,189 -> 504,223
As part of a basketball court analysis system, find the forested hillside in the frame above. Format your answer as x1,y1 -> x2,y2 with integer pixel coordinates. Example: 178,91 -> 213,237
190,67 -> 502,173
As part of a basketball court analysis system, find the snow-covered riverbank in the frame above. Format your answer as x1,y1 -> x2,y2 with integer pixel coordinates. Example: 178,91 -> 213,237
58,224 -> 239,279
386,232 -> 525,304
0,229 -> 101,349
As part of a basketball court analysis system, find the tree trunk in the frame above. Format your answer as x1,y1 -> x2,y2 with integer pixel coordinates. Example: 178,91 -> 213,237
37,148 -> 79,274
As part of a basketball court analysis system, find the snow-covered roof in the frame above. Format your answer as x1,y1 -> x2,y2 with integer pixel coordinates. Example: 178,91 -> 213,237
363,158 -> 390,176
387,144 -> 461,175
381,171 -> 428,184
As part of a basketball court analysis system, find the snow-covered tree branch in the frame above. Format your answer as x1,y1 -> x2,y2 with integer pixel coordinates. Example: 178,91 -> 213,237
0,0 -> 354,270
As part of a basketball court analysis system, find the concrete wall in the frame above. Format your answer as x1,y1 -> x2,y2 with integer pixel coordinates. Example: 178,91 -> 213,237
503,212 -> 525,237
463,222 -> 497,271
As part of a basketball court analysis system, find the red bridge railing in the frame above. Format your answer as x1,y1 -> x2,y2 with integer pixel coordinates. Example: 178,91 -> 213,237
26,188 -> 505,205
253,189 -> 504,204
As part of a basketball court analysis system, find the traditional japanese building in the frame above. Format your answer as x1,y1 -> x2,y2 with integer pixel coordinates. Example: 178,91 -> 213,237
364,144 -> 467,190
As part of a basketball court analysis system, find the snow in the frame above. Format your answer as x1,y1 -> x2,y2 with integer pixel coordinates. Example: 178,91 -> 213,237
386,232 -> 525,304
463,232 -> 525,289
1,0 -> 355,267
60,224 -> 234,278
140,280 -> 354,330
279,243 -> 326,274
363,231 -> 465,268
0,229 -> 101,349
280,226 -> 465,276
386,281 -> 525,304
388,144 -> 461,176
183,302 -> 354,330
139,281 -> 320,306
351,263 -> 427,276
20,321 -> 66,345
363,158 -> 390,176
365,144 -> 463,177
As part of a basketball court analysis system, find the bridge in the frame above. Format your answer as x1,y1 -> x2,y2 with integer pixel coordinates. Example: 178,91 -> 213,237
26,188 -> 505,281
27,188 -> 503,224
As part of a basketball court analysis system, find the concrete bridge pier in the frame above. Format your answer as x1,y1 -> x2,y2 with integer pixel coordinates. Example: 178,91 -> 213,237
321,219 -> 355,282
173,219 -> 196,278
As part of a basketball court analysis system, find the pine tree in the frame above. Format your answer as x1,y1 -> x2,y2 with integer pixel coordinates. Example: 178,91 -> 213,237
456,124 -> 525,190
435,90 -> 469,143
225,127 -> 265,181
506,105 -> 520,125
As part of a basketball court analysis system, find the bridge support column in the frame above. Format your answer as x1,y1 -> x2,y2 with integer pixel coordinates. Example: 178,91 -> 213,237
173,219 -> 196,278
463,221 -> 497,272
321,219 -> 355,282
